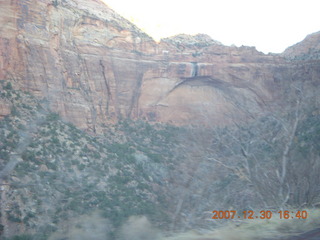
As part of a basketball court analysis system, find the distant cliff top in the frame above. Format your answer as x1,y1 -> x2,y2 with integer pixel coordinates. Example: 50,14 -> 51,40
65,0 -> 154,40
161,34 -> 222,48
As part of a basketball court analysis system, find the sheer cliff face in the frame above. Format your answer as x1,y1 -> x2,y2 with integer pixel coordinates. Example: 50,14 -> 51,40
0,0 -> 319,130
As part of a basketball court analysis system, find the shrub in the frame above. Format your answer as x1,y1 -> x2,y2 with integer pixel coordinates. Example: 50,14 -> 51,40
46,112 -> 60,122
4,82 -> 13,90
10,235 -> 33,240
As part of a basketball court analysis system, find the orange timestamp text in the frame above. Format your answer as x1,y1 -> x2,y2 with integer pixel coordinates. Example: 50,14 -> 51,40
211,210 -> 308,220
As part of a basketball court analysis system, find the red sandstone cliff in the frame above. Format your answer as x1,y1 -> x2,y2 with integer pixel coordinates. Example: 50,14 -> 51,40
0,0 -> 319,131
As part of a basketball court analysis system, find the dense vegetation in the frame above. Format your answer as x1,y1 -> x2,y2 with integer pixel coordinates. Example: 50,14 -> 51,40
0,79 -> 319,239
0,81 -> 179,239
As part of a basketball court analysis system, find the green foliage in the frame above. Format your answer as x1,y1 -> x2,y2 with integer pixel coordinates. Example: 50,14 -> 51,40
146,152 -> 162,163
0,87 -> 178,237
21,151 -> 37,163
46,161 -> 58,170
52,0 -> 58,7
46,112 -> 60,122
8,235 -> 33,240
7,214 -> 21,223
4,82 -> 13,90
77,163 -> 85,170
11,106 -> 19,116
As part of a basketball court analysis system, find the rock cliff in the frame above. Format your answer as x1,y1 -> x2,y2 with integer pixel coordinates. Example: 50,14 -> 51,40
282,31 -> 320,59
0,0 -> 320,131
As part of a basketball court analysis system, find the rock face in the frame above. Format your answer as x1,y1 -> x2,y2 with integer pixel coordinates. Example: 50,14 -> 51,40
282,31 -> 320,59
0,0 -> 319,130
0,101 -> 11,119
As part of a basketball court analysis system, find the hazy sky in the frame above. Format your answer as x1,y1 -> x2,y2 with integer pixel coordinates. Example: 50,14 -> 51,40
102,0 -> 320,53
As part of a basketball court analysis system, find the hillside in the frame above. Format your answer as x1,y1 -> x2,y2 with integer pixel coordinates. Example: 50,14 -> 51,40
0,76 -> 319,239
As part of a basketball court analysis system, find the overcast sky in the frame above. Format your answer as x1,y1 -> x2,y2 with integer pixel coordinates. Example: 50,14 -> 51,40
102,0 -> 320,53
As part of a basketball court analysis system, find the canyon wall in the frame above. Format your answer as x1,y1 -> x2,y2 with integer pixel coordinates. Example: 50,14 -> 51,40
1,0 -> 320,131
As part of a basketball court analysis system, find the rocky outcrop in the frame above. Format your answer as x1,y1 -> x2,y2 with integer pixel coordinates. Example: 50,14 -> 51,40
0,101 -> 11,119
0,83 -> 12,118
282,31 -> 320,59
0,0 -> 319,131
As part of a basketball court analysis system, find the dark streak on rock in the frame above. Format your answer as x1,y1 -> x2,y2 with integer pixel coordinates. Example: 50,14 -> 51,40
99,60 -> 112,114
